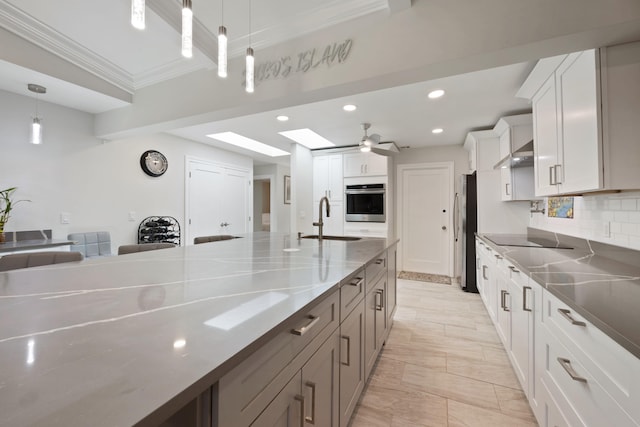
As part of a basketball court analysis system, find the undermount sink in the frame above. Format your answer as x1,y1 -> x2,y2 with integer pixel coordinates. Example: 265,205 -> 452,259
301,235 -> 361,241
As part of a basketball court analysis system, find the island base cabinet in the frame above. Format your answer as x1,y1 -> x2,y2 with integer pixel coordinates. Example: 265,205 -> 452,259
364,274 -> 387,379
339,299 -> 365,427
250,372 -> 302,427
240,330 -> 340,427
217,291 -> 339,426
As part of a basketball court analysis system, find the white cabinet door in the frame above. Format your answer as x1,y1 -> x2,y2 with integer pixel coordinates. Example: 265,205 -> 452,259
556,50 -> 602,194
328,155 -> 343,202
313,156 -> 329,201
313,155 -> 343,202
509,274 -> 531,395
500,167 -> 513,201
494,264 -> 511,348
343,153 -> 387,177
532,75 -> 560,196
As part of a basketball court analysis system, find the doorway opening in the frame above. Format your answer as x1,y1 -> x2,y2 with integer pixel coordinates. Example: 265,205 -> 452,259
254,175 -> 274,232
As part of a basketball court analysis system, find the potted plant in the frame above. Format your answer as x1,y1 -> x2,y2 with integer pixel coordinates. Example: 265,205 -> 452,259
0,187 -> 29,243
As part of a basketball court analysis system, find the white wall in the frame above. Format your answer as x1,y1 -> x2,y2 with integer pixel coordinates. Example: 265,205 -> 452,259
0,89 -> 253,251
530,191 -> 640,250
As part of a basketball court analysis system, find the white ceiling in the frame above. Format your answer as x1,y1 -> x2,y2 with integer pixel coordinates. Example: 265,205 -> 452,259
0,0 -> 535,164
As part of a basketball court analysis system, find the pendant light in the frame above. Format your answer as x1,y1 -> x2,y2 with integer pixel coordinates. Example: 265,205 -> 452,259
131,0 -> 145,30
245,0 -> 254,93
28,84 -> 46,145
218,0 -> 227,78
182,0 -> 193,58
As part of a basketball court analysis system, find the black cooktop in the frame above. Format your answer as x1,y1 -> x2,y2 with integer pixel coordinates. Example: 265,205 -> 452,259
485,234 -> 573,249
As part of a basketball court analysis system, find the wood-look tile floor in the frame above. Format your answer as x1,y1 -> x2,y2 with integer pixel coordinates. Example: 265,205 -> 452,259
350,279 -> 538,427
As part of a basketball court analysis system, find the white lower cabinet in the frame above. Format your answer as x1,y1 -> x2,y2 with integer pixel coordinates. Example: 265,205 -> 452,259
476,236 -> 640,427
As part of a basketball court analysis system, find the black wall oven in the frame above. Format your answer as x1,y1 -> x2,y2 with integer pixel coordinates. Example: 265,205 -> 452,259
345,184 -> 386,222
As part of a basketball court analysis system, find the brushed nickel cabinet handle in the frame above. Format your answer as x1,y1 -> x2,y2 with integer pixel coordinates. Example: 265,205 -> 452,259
482,265 -> 488,280
305,381 -> 316,424
557,308 -> 586,326
348,277 -> 364,287
291,315 -> 320,336
375,258 -> 384,265
508,265 -> 520,274
501,290 -> 510,311
375,289 -> 384,311
505,183 -> 510,196
555,164 -> 563,184
557,357 -> 587,383
341,335 -> 351,366
523,286 -> 532,312
494,254 -> 503,259
549,165 -> 555,185
294,395 -> 306,427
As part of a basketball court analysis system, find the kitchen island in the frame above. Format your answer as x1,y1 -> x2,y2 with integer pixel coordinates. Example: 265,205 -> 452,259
0,232 -> 398,427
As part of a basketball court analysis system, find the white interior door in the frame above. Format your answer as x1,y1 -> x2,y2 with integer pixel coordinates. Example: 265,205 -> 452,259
187,159 -> 251,244
398,162 -> 453,276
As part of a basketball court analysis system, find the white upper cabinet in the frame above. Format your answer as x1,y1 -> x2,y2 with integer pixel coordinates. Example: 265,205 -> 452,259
343,152 -> 387,177
493,114 -> 535,201
518,42 -> 640,196
313,154 -> 343,202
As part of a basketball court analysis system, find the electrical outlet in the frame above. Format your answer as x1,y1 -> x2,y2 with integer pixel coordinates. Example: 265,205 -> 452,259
603,221 -> 611,238
60,212 -> 71,224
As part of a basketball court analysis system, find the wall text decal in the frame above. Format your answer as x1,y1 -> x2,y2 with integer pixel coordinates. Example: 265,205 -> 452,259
246,39 -> 353,85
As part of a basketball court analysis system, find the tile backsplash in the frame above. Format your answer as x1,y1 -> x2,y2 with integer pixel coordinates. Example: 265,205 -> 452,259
529,191 -> 640,250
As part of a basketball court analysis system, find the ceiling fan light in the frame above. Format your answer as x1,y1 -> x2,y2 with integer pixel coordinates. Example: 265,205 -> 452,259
362,138 -> 373,147
360,145 -> 371,153
181,0 -> 193,58
131,0 -> 145,30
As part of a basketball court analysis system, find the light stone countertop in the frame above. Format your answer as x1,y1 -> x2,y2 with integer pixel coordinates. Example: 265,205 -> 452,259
477,233 -> 640,359
0,232 -> 395,427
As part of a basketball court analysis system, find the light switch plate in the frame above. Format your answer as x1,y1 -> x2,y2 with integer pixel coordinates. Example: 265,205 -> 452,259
60,212 -> 71,224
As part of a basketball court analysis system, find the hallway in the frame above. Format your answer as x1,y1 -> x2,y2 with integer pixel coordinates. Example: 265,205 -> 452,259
351,279 -> 538,426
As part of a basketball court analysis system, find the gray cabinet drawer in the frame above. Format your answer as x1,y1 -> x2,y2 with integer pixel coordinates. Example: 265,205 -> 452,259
218,290 -> 340,426
340,270 -> 365,322
365,251 -> 387,293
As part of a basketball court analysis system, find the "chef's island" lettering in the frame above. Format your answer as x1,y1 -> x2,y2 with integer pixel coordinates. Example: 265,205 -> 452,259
245,39 -> 353,85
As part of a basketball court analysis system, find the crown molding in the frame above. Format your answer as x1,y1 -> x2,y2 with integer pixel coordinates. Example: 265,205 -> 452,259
0,1 -> 135,94
228,0 -> 388,57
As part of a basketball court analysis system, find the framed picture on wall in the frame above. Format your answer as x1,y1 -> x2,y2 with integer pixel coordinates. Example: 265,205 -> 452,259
284,175 -> 291,204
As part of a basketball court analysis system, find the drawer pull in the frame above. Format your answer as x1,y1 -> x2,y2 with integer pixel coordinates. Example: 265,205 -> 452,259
294,395 -> 306,427
558,308 -> 586,326
508,265 -> 520,274
374,258 -> 384,265
494,254 -> 503,259
557,357 -> 587,383
305,381 -> 316,424
523,286 -> 532,312
341,335 -> 351,366
348,277 -> 364,287
291,315 -> 320,336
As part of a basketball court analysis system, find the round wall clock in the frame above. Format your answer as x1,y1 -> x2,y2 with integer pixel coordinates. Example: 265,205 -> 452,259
140,150 -> 168,177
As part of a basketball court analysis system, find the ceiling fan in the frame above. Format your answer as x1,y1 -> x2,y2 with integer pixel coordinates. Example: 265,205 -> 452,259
358,123 -> 399,156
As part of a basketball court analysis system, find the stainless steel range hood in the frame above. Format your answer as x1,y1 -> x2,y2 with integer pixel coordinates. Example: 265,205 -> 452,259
493,140 -> 534,169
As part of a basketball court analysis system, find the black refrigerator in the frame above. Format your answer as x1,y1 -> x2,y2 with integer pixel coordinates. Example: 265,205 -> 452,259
456,172 -> 478,293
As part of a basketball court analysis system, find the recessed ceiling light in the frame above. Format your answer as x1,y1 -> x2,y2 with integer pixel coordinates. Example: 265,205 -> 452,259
428,89 -> 445,99
276,115 -> 289,122
279,128 -> 336,149
343,104 -> 357,112
206,132 -> 290,157
432,128 -> 444,134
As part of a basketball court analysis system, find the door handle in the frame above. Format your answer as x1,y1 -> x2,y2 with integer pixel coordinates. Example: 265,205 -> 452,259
505,183 -> 510,195
442,225 -> 447,230
341,335 -> 351,366
523,286 -> 532,312
554,164 -> 563,184
294,395 -> 305,427
304,381 -> 316,424
501,290 -> 510,311
549,165 -> 555,185
482,265 -> 488,280
375,289 -> 384,311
